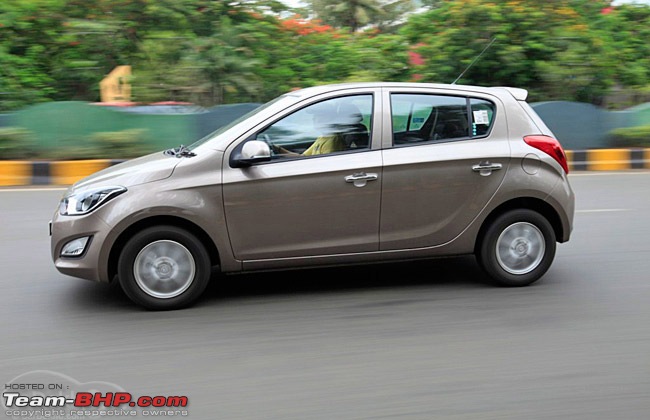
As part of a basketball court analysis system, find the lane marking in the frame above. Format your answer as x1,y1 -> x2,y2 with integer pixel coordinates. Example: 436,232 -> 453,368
0,187 -> 68,192
576,209 -> 630,213
570,171 -> 650,177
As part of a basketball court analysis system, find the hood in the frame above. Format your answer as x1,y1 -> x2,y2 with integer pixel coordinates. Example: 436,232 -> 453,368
70,151 -> 182,193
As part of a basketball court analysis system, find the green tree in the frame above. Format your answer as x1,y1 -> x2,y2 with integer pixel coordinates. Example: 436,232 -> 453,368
401,0 -> 612,103
183,17 -> 262,105
130,32 -> 197,103
3,0 -> 650,111
0,0 -> 63,109
128,1 -> 291,105
343,33 -> 411,81
308,0 -> 382,32
418,0 -> 443,9
308,0 -> 412,32
595,4 -> 650,88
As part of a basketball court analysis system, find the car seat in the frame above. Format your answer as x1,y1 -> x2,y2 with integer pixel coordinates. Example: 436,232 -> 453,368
336,104 -> 369,150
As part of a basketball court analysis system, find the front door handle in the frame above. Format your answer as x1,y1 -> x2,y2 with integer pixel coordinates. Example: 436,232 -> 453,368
345,172 -> 378,187
472,162 -> 502,176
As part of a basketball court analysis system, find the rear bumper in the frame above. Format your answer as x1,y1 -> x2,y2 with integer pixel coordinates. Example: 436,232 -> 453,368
547,174 -> 575,243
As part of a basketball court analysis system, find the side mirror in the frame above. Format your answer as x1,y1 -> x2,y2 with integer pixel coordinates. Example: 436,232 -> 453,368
236,140 -> 271,166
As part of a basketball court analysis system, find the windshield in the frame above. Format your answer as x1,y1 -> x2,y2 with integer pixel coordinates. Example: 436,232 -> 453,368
188,96 -> 287,150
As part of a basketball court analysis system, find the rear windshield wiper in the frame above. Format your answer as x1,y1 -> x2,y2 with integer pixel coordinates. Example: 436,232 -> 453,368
164,144 -> 196,158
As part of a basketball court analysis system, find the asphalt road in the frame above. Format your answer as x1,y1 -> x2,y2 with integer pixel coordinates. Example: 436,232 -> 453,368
1,172 -> 650,419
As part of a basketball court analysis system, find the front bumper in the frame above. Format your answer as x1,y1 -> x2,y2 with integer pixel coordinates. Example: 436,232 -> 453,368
50,210 -> 113,283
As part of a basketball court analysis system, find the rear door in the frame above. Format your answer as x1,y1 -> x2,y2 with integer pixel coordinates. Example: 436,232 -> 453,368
379,88 -> 511,250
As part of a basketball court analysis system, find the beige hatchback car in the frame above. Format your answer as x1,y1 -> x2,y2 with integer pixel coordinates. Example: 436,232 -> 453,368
51,83 -> 574,310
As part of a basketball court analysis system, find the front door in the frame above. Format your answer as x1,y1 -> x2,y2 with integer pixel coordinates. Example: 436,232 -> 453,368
222,93 -> 383,262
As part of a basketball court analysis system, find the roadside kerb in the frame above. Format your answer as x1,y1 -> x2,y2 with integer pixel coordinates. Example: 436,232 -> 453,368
1,149 -> 649,186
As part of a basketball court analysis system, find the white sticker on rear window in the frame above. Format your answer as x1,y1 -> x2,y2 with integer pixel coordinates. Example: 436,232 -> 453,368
473,110 -> 490,125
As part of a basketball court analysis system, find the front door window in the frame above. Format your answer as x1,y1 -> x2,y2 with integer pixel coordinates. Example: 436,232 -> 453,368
258,95 -> 373,159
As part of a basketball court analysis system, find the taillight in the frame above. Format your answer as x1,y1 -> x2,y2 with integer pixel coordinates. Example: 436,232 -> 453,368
523,135 -> 569,174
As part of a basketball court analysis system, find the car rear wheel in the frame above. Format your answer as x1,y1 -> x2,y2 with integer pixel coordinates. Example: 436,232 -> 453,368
478,209 -> 556,287
118,226 -> 211,310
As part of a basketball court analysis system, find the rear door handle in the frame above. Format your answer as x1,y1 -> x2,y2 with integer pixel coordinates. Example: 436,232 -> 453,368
345,172 -> 378,187
472,162 -> 502,176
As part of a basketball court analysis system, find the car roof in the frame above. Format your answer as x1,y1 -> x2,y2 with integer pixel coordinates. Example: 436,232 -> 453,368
287,82 -> 528,101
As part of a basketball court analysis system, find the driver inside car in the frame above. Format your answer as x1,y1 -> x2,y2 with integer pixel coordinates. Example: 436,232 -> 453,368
274,102 -> 346,156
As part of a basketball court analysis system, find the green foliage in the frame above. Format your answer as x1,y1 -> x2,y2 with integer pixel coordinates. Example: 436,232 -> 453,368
0,127 -> 35,159
308,0 -> 384,32
90,128 -> 152,158
130,32 -> 199,104
308,0 -> 414,32
185,17 -> 263,105
1,0 -> 650,112
0,0 -> 62,110
594,4 -> 650,88
45,141 -> 105,160
400,0 -> 613,103
42,129 -> 153,160
0,125 -> 126,160
608,125 -> 650,148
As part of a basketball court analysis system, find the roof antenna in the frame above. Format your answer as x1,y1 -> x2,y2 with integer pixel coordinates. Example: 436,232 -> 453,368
452,37 -> 497,85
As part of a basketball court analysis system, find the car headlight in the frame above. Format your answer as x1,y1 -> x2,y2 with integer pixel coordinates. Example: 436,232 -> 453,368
59,186 -> 127,216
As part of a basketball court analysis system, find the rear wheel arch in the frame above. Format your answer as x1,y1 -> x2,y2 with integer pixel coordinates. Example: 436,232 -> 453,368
475,197 -> 564,254
476,208 -> 556,287
107,215 -> 220,284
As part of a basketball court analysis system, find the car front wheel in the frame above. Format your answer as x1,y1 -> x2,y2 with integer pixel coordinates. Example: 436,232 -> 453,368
478,209 -> 556,287
118,226 -> 211,310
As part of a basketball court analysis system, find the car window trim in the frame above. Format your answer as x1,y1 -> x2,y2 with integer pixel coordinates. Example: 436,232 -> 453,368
469,97 -> 497,139
388,92 -> 497,148
229,93 -> 377,168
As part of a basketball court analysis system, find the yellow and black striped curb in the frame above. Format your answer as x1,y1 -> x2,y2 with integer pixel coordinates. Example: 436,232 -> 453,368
565,149 -> 650,171
1,149 -> 649,186
0,159 -> 125,187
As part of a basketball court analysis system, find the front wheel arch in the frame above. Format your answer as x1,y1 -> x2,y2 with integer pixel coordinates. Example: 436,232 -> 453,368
107,215 -> 220,284
118,225 -> 211,310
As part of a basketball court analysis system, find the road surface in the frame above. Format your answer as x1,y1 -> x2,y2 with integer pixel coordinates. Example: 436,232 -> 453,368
1,172 -> 649,419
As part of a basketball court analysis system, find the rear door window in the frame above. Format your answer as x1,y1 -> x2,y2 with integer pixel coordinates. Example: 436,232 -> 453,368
390,94 -> 496,146
391,94 -> 469,145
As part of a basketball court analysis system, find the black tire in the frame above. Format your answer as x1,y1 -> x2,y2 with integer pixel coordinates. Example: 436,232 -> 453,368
477,209 -> 556,287
118,225 -> 211,310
